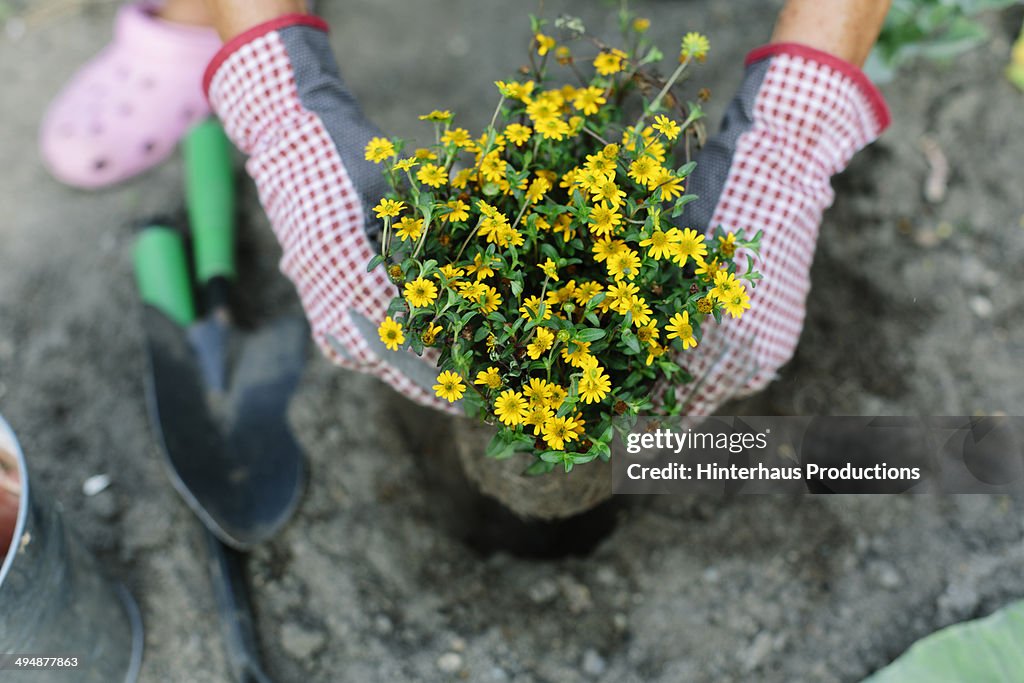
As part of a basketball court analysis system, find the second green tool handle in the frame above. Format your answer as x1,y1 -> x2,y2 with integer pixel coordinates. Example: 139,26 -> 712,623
184,119 -> 236,285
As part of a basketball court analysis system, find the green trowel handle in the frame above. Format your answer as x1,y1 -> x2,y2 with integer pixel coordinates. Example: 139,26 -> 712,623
134,227 -> 196,327
184,119 -> 236,285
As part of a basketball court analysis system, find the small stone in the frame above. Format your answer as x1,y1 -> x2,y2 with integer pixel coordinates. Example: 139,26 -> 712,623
82,474 -> 111,497
280,622 -> 326,659
487,666 -> 510,681
374,615 -> 393,635
558,576 -> 593,614
613,613 -> 628,632
595,566 -> 617,586
437,652 -> 463,674
742,632 -> 774,672
874,562 -> 902,590
969,295 -> 993,319
582,649 -> 606,676
450,636 -> 467,652
528,579 -> 558,604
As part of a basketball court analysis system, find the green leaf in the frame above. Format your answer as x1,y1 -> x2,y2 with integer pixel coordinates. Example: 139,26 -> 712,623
575,328 -> 607,343
367,254 -> 385,272
621,329 -> 641,355
862,601 -> 1024,683
485,429 -> 533,460
524,459 -> 557,476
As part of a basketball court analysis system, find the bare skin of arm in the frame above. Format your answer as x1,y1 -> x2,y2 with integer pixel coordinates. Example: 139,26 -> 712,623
771,0 -> 892,67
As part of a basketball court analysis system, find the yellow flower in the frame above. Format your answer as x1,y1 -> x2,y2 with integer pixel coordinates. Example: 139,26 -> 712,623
523,377 -> 553,406
364,136 -> 395,163
535,117 -> 571,141
592,179 -> 626,208
639,229 -> 673,260
526,98 -> 561,121
524,404 -> 555,436
546,384 -> 568,411
478,285 -> 502,315
633,17 -> 651,32
395,216 -> 423,242
416,163 -> 447,188
479,151 -> 508,182
394,157 -> 418,172
625,295 -> 653,327
441,127 -> 472,148
572,86 -> 607,116
646,342 -> 667,366
594,49 -> 627,76
543,416 -> 581,451
526,176 -> 551,204
606,248 -> 641,281
474,367 -> 502,390
653,114 -> 681,141
652,169 -> 685,201
494,390 -> 529,426
592,238 -> 624,263
466,252 -> 496,280
721,284 -> 751,319
554,45 -> 572,64
527,327 -> 555,359
373,198 -> 405,219
540,258 -> 558,280
579,363 -> 611,404
628,156 -> 659,187
561,341 -> 592,368
694,257 -> 722,281
403,277 -> 438,308
718,232 -> 738,257
669,227 -> 708,266
574,281 -> 603,305
414,147 -> 438,160
546,281 -> 577,307
495,79 -> 536,101
587,204 -> 623,237
442,199 -> 469,223
535,33 -> 556,56
584,151 -> 617,177
378,316 -> 405,351
697,297 -> 714,315
433,370 -> 466,402
520,295 -> 551,321
504,123 -> 532,146
637,323 -> 660,346
436,264 -> 464,281
681,32 -> 710,62
457,280 -> 486,301
421,322 -> 443,346
451,168 -> 475,189
552,214 -> 576,242
606,281 -> 639,314
667,311 -> 698,349
418,109 -> 453,122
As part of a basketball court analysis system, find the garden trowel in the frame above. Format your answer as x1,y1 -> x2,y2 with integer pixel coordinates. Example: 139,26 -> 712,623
134,120 -> 308,550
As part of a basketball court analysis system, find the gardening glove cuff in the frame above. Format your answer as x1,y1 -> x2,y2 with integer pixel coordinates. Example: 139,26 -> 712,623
672,43 -> 890,417
204,16 -> 457,412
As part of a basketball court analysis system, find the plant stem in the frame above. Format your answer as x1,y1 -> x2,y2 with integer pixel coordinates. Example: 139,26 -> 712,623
634,55 -> 690,132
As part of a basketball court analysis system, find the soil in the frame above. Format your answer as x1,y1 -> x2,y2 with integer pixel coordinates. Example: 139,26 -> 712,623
2,1 -> 1024,682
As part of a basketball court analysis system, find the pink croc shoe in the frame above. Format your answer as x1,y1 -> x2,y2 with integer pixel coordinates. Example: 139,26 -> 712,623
40,1 -> 222,189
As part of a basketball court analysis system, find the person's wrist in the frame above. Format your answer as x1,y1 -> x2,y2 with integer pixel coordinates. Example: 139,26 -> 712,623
769,0 -> 891,67
207,0 -> 308,41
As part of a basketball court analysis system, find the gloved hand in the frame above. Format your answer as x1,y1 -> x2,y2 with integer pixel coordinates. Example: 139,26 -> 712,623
204,14 -> 450,410
668,41 -> 890,417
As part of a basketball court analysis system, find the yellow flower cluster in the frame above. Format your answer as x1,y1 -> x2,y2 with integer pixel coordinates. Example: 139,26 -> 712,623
364,14 -> 756,464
